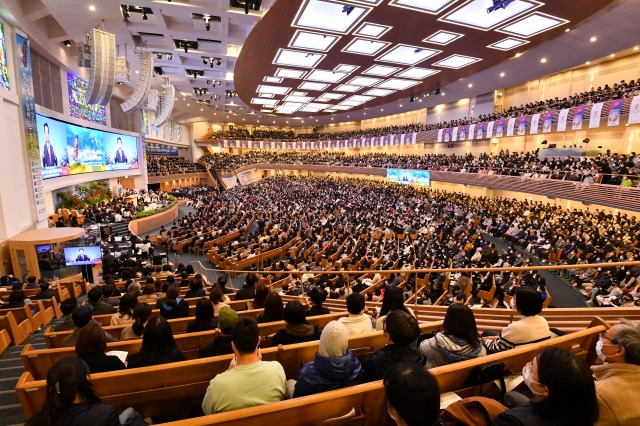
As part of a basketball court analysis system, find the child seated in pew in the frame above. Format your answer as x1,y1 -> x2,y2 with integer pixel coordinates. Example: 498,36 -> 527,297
201,316 -> 286,414
26,357 -> 147,426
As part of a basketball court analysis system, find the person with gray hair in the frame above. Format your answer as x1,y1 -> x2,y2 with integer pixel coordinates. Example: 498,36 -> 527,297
592,318 -> 640,425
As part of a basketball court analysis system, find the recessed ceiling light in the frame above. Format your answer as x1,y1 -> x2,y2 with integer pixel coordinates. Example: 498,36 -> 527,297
590,36 -> 597,42
299,81 -> 330,91
305,69 -> 349,83
635,46 -> 639,51
263,76 -> 283,83
335,84 -> 361,93
432,54 -> 482,69
389,0 -> 457,15
353,22 -> 392,39
440,0 -> 541,31
565,28 -> 570,32
292,0 -> 372,34
468,83 -> 473,88
288,29 -> 341,52
487,37 -> 530,51
380,108 -> 383,111
135,70 -> 139,74
497,12 -> 569,38
317,93 -> 344,100
500,72 -> 505,77
257,85 -> 291,95
362,64 -> 401,77
540,57 -> 547,63
284,95 -> 314,103
376,44 -> 441,65
273,48 -> 326,68
334,64 -> 360,72
347,95 -> 374,103
251,98 -> 279,106
342,37 -> 391,56
376,78 -> 420,90
348,76 -> 383,86
88,5 -> 96,11
585,61 -> 590,65
259,93 -> 275,98
609,53 -> 615,57
275,68 -> 307,79
514,53 -> 522,58
422,30 -> 464,45
395,67 -> 439,80
201,108 -> 203,111
363,88 -> 396,96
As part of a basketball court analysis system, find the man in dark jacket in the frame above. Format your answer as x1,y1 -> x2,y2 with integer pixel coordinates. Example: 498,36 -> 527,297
293,321 -> 363,397
32,280 -> 56,300
362,310 -> 425,382
235,273 -> 258,300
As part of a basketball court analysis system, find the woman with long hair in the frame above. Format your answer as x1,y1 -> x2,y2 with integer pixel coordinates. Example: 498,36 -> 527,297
26,357 -> 146,426
75,321 -> 125,374
249,283 -> 270,310
375,286 -> 414,330
110,293 -> 137,326
257,292 -> 285,323
419,303 -> 486,368
156,284 -> 189,319
271,299 -> 320,345
186,298 -> 217,332
127,316 -> 185,368
209,286 -> 229,316
494,346 -> 599,426
120,303 -> 152,341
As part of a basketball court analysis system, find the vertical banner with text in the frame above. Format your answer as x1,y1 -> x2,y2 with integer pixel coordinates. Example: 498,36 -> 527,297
16,33 -> 46,222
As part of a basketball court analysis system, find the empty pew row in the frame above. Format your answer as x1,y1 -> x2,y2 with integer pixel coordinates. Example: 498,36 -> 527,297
23,312 -> 349,380
16,321 -> 444,420
15,319 -> 606,423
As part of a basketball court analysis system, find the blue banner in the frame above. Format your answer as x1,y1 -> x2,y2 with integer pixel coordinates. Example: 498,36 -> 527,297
146,144 -> 179,156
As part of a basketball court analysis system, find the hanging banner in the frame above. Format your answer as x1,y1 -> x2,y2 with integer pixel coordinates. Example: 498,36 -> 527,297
608,99 -> 624,126
443,128 -> 451,142
411,132 -> 417,144
629,95 -> 640,125
364,138 -> 371,147
476,122 -> 486,139
452,127 -> 458,141
516,116 -> 527,135
16,33 -> 47,222
355,138 -> 362,148
557,108 -> 569,132
459,125 -> 467,141
495,120 -> 505,137
530,114 -> 540,134
542,111 -> 554,133
572,106 -> 586,130
145,144 -> 178,156
468,124 -> 475,140
486,121 -> 494,138
506,117 -> 516,136
437,129 -> 444,142
394,134 -> 403,145
589,102 -> 604,128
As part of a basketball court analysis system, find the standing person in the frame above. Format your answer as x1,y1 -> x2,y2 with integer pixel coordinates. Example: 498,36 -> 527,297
201,317 -> 286,414
41,122 -> 57,167
114,138 -> 128,163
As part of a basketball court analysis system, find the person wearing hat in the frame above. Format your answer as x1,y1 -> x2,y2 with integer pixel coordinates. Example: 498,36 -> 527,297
305,286 -> 330,318
201,317 -> 286,414
201,306 -> 238,357
62,304 -> 117,347
291,321 -> 363,398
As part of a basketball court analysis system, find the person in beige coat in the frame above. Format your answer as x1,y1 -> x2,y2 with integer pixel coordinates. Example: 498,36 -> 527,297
592,318 -> 640,426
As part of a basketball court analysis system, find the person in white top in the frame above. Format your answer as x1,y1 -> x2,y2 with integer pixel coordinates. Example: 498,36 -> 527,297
338,293 -> 373,336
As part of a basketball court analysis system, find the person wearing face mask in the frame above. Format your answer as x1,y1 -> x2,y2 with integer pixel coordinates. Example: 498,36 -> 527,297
493,346 -> 599,426
591,319 -> 640,426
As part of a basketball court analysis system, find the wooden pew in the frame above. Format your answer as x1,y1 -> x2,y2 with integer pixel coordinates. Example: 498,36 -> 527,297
16,320 -> 444,420
15,320 -> 604,424
0,305 -> 40,334
0,329 -> 10,353
0,311 -> 31,345
25,312 -> 350,379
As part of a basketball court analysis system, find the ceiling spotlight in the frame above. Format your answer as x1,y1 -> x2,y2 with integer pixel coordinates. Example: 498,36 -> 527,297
540,57 -> 547,63
541,140 -> 548,145
89,5 -> 96,12
590,36 -> 597,42
410,96 -> 415,102
203,58 -> 208,65
583,138 -> 590,144
157,53 -> 162,60
216,59 -> 221,66
167,53 -> 172,60
468,83 -> 473,88
487,0 -> 515,14
142,10 -> 148,20
123,5 -> 130,18
63,40 -> 72,47
206,79 -> 211,84
434,88 -> 440,95
500,72 -> 505,77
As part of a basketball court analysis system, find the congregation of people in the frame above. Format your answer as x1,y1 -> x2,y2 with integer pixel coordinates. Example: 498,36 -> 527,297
146,156 -> 206,177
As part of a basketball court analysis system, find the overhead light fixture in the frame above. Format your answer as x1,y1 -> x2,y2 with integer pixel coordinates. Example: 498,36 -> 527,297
123,5 -> 130,17
89,5 -> 96,12
583,138 -> 590,144
204,16 -> 211,31
487,0 -> 515,14
183,42 -> 188,53
142,10 -> 148,20
167,53 -> 172,60
63,40 -> 72,47
540,57 -> 547,63
216,59 -> 222,65
590,36 -> 597,42
157,53 -> 162,60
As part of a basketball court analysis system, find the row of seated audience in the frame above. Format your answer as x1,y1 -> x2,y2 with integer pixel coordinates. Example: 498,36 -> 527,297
146,156 -> 205,176
26,273 -> 640,425
198,150 -> 640,185
207,79 -> 639,142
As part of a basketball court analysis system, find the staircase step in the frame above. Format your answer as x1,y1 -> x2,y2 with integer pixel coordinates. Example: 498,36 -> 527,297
0,404 -> 26,425
0,377 -> 21,392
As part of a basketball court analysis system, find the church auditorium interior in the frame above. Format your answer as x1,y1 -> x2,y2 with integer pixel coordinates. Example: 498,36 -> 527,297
1,0 -> 640,425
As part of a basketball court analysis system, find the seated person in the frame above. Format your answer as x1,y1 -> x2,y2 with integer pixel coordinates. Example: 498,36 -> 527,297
127,316 -> 185,368
362,310 -> 425,382
53,298 -> 78,331
201,307 -> 238,357
201,317 -> 286,414
110,293 -> 137,326
185,277 -> 206,299
338,293 -> 373,336
419,303 -> 486,368
257,292 -> 284,324
271,300 -> 321,346
0,289 -> 27,309
87,287 -> 115,315
75,321 -> 125,374
120,303 -> 152,341
592,319 -> 640,425
33,279 -> 56,300
155,284 -> 189,319
62,305 -> 117,347
483,287 -> 550,354
305,286 -> 330,317
384,363 -> 442,426
186,298 -> 218,333
494,346 -> 598,426
292,321 -> 363,398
